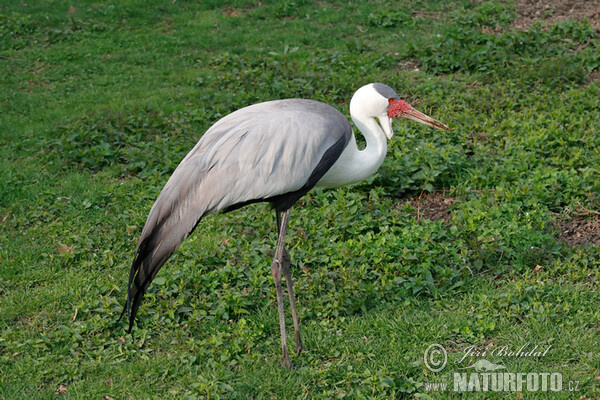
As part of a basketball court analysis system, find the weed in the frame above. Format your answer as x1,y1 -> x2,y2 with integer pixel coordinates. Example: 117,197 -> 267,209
368,9 -> 413,28
45,109 -> 203,177
0,12 -> 36,49
411,18 -> 596,87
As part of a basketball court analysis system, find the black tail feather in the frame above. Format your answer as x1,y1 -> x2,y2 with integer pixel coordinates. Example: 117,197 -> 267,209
118,244 -> 143,329
121,218 -> 199,332
120,232 -> 164,332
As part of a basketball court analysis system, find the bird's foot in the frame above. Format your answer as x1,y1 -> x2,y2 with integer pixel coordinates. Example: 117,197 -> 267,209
295,335 -> 303,355
281,346 -> 292,369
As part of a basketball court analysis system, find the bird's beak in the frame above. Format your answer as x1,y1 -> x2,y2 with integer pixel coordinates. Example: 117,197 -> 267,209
388,99 -> 450,131
400,107 -> 450,131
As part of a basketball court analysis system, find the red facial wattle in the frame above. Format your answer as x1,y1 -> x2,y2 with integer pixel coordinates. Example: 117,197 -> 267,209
387,98 -> 450,131
387,98 -> 413,118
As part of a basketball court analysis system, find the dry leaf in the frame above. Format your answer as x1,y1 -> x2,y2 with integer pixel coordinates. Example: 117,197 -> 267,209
68,6 -> 77,14
58,244 -> 73,254
55,383 -> 67,395
533,265 -> 543,273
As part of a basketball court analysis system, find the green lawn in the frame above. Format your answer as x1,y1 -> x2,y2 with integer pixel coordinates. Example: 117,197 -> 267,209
1,0 -> 599,398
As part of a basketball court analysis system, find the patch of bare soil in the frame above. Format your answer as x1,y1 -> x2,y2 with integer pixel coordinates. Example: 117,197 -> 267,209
223,6 -> 242,17
513,0 -> 600,31
588,71 -> 600,84
553,213 -> 600,246
398,60 -> 421,72
403,192 -> 455,224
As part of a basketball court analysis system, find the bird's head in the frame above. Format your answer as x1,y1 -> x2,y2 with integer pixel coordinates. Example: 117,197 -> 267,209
350,83 -> 450,140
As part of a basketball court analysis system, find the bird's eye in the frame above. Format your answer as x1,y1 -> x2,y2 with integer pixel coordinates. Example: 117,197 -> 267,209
388,98 -> 396,104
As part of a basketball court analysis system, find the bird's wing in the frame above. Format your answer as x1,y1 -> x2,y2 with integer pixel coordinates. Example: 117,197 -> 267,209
122,99 -> 351,329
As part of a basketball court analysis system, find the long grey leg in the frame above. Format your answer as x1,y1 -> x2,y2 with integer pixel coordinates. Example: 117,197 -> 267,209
277,211 -> 303,355
272,209 -> 292,368
281,249 -> 303,355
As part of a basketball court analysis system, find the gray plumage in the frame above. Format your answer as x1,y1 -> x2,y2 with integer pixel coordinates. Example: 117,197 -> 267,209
372,83 -> 400,101
123,99 -> 352,329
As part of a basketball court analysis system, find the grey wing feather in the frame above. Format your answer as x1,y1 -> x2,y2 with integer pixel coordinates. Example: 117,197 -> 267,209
122,99 -> 351,330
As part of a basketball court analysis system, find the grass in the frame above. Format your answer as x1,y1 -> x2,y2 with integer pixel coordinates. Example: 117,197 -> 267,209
1,0 -> 599,398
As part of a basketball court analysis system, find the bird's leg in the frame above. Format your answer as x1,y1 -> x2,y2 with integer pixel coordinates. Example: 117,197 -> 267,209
272,209 -> 292,368
281,248 -> 303,355
276,210 -> 303,355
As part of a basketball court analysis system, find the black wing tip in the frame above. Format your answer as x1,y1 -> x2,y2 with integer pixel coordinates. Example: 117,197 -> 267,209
126,288 -> 146,332
116,294 -> 134,327
117,302 -> 127,323
116,288 -> 140,333
120,246 -> 145,333
121,217 -> 182,335
127,317 -> 135,333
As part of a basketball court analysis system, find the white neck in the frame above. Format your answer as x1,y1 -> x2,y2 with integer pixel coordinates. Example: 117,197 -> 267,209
316,108 -> 388,188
